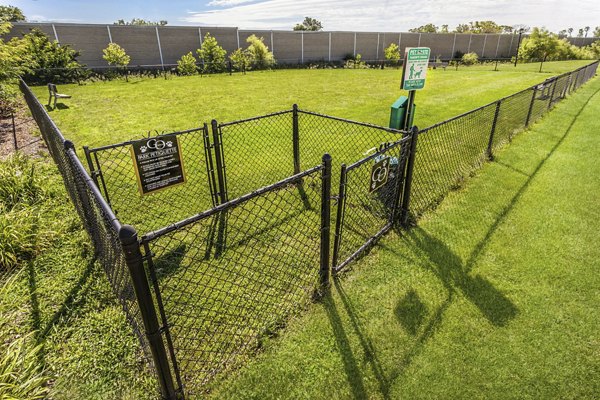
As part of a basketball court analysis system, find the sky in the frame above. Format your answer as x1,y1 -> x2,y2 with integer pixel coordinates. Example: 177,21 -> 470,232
1,0 -> 599,33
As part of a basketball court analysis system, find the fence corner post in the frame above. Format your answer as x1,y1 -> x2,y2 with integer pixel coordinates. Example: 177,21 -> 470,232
400,126 -> 420,226
320,153 -> 332,290
292,104 -> 300,174
487,101 -> 501,160
118,225 -> 177,400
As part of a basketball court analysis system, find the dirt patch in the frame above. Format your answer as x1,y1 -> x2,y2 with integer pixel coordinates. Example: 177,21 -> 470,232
0,103 -> 47,159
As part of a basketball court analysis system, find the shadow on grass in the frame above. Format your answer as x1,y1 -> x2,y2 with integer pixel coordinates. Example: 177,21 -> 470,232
27,253 -> 97,364
322,82 -> 600,398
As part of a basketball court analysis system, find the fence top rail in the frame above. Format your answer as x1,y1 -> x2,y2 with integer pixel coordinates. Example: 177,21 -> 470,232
346,135 -> 411,171
142,163 -> 323,242
298,109 -> 407,135
86,126 -> 206,153
217,109 -> 293,128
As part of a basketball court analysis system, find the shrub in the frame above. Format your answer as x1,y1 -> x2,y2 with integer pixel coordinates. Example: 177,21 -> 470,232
177,52 -> 197,76
229,48 -> 250,73
344,53 -> 368,69
384,43 -> 401,64
245,35 -> 275,70
197,33 -> 226,73
103,42 -> 131,80
0,332 -> 49,399
461,52 -> 479,65
0,153 -> 45,210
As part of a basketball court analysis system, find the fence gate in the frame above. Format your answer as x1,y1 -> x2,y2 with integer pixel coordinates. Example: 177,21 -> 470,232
332,135 -> 412,271
83,126 -> 219,235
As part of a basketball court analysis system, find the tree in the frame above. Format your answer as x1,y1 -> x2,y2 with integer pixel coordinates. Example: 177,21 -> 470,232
594,27 -> 600,37
0,21 -> 32,114
197,33 -> 226,73
567,27 -> 573,37
229,48 -> 250,73
518,28 -> 563,71
176,52 -> 197,76
501,25 -> 514,34
409,23 -> 438,33
0,5 -> 25,22
21,29 -> 86,84
584,26 -> 590,37
577,28 -> 584,37
245,35 -> 275,69
384,43 -> 400,64
114,18 -> 167,26
558,29 -> 567,37
440,25 -> 449,33
103,42 -> 130,80
293,17 -> 323,31
455,24 -> 470,33
468,20 -> 503,33
461,52 -> 479,65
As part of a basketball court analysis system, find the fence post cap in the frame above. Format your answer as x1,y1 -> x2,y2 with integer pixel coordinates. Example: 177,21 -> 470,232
118,224 -> 138,244
64,140 -> 75,150
322,153 -> 332,162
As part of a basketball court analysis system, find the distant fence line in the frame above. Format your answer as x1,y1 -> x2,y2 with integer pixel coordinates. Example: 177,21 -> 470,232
6,22 -> 599,68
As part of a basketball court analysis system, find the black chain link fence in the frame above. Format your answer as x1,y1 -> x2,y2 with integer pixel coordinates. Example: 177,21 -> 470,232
18,80 -> 156,387
408,61 -> 598,219
20,60 -> 597,399
141,164 -> 327,395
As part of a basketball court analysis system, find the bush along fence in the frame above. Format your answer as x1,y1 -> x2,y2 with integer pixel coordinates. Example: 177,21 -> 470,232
20,60 -> 598,399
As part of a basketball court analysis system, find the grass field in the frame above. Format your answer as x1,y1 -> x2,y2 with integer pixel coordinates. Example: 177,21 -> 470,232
205,69 -> 600,399
11,61 -> 598,397
31,60 -> 590,148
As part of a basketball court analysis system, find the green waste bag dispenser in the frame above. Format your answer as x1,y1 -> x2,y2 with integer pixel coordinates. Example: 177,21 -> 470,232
389,96 -> 415,130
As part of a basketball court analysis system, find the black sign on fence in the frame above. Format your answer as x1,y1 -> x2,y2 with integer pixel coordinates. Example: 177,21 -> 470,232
369,156 -> 390,193
130,134 -> 186,195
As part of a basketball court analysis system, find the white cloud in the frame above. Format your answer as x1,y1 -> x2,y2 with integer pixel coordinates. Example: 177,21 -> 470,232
208,0 -> 257,7
182,0 -> 600,33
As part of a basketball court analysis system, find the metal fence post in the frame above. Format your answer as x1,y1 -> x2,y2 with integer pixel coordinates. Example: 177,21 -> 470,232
390,137 -> 410,224
11,111 -> 17,150
331,164 -> 346,269
487,101 -> 501,160
548,79 -> 557,109
211,119 -> 228,204
320,153 -> 332,288
400,126 -> 419,226
119,225 -> 177,400
525,86 -> 537,127
292,104 -> 300,174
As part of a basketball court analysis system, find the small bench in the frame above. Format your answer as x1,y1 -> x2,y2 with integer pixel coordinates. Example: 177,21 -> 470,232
47,83 -> 71,109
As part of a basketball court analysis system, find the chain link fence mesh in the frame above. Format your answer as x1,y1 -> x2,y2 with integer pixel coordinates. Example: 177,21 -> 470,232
142,166 -> 324,395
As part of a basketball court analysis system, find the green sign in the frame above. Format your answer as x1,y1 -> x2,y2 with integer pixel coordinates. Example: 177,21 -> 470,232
401,47 -> 431,90
369,157 -> 390,193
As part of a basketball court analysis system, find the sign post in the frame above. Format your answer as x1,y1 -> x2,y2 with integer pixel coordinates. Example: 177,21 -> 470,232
130,134 -> 187,195
400,47 -> 430,130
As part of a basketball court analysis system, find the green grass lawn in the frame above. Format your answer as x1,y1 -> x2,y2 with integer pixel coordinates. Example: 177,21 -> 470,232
204,72 -> 600,399
11,61 -> 597,398
31,60 -> 590,148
